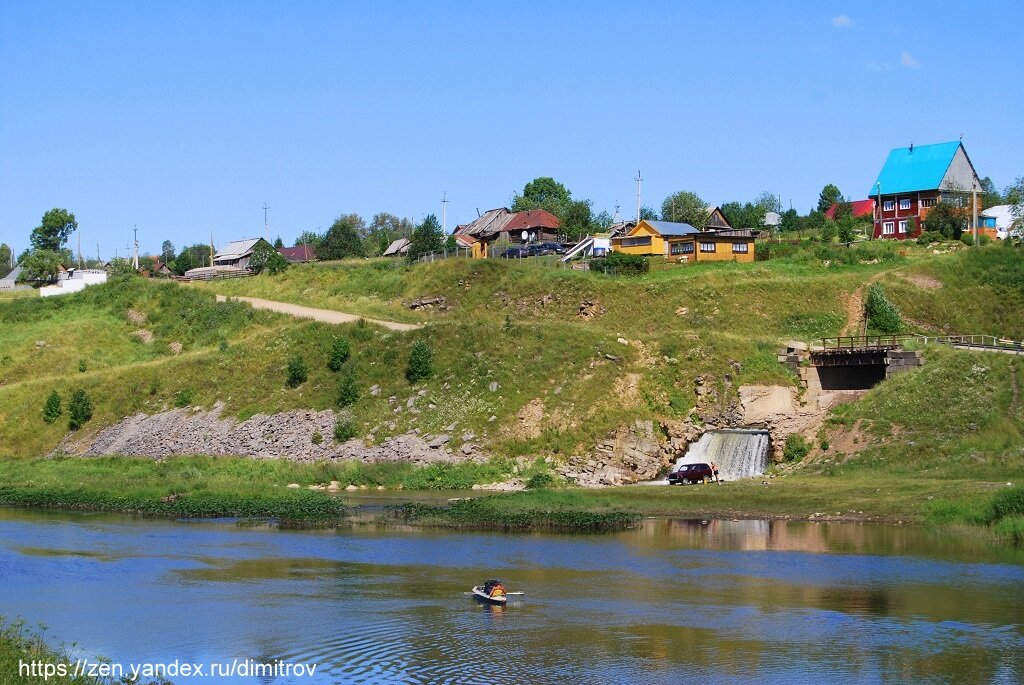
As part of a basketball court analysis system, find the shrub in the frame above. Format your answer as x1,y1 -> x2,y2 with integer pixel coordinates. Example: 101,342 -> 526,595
334,410 -> 357,442
286,355 -> 308,388
592,251 -> 649,276
865,283 -> 903,334
312,431 -> 324,445
327,337 -> 351,372
525,472 -> 554,489
987,485 -> 1024,523
67,389 -> 93,430
916,230 -> 944,246
406,340 -> 433,383
174,388 -> 196,408
78,359 -> 87,373
336,370 -> 359,407
783,434 -> 810,462
42,391 -> 61,424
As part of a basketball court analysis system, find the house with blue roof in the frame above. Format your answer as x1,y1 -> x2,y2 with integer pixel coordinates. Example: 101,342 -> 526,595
868,141 -> 981,239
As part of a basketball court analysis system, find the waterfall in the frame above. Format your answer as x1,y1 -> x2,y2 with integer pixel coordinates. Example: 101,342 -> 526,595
673,429 -> 770,481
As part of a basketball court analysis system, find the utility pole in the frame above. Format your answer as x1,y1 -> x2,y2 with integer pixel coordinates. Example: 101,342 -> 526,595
132,225 -> 139,270
972,181 -> 979,246
209,231 -> 215,267
635,170 -> 642,223
263,203 -> 270,241
96,243 -> 100,263
441,192 -> 449,235
77,231 -> 83,270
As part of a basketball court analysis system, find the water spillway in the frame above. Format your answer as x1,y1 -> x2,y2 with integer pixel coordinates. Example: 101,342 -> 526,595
673,429 -> 770,481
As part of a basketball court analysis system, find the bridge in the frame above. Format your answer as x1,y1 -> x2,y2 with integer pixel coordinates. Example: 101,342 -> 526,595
819,335 -> 1024,356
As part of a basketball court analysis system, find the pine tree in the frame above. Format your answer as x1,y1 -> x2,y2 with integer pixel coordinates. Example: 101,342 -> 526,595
327,337 -> 351,372
406,340 -> 433,383
43,391 -> 62,424
67,390 -> 93,430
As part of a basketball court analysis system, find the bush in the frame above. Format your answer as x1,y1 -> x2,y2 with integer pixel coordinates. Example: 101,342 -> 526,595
334,410 -> 357,442
525,472 -> 554,489
327,337 -> 351,372
987,485 -> 1024,523
916,230 -> 944,246
42,391 -> 61,424
67,389 -> 93,430
78,359 -> 87,373
174,388 -> 196,408
312,431 -> 324,445
286,355 -> 308,388
783,434 -> 810,462
336,370 -> 359,407
406,340 -> 433,383
865,283 -> 903,333
592,251 -> 649,276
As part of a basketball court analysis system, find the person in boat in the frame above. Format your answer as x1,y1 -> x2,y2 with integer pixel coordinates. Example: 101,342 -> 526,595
483,579 -> 506,598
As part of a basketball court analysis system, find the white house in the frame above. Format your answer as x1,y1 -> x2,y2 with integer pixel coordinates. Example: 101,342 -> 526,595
980,205 -> 1018,240
40,269 -> 108,297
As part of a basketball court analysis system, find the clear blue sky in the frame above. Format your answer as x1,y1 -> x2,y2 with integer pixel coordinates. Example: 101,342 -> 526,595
1,1 -> 1021,258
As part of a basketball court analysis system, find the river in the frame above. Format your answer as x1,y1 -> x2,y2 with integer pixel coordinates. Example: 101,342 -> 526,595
2,507 -> 1023,684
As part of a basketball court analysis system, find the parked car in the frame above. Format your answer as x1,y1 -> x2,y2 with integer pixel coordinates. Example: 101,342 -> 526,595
536,241 -> 566,254
668,463 -> 715,485
526,244 -> 551,256
499,247 -> 529,259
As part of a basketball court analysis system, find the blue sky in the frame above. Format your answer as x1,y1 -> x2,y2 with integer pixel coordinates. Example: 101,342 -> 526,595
1,1 -> 1021,257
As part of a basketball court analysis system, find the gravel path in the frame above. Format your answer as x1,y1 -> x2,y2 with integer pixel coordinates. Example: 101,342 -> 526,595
216,295 -> 422,331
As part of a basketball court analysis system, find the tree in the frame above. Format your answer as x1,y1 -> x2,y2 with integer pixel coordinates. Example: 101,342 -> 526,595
161,240 -> 175,265
273,236 -> 284,249
661,191 -> 709,228
365,213 -> 415,257
172,244 -> 210,275
924,201 -> 968,239
19,249 -> 64,283
336,370 -> 359,407
248,241 -> 283,274
30,208 -> 78,252
752,191 -> 783,216
294,230 -> 323,251
639,206 -> 659,221
779,209 -> 800,234
406,340 -> 433,383
67,389 -> 93,430
561,199 -> 594,241
286,355 -> 308,388
1006,177 -> 1024,238
407,214 -> 445,262
979,177 -> 1002,208
0,243 -> 11,278
107,257 -> 136,277
327,337 -> 351,372
512,177 -> 573,217
817,184 -> 843,213
43,391 -> 62,424
318,214 -> 365,260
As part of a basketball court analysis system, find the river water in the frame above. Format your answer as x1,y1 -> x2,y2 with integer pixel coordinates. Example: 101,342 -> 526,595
2,507 -> 1023,684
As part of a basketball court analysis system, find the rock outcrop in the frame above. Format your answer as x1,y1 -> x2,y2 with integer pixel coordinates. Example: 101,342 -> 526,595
65,403 -> 477,466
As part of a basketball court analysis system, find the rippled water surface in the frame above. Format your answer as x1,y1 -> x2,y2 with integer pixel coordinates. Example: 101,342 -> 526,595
2,508 -> 1023,684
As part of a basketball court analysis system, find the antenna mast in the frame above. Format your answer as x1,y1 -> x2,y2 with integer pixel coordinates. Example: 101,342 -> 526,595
132,225 -> 139,270
635,170 -> 642,223
441,192 -> 449,235
263,202 -> 270,241
210,231 -> 215,267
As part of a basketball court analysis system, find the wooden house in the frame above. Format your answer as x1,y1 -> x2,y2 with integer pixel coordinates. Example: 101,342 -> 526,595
667,229 -> 756,263
705,206 -> 733,230
611,220 -> 700,257
453,207 -> 562,258
869,141 -> 981,239
381,238 -> 411,258
214,238 -> 273,270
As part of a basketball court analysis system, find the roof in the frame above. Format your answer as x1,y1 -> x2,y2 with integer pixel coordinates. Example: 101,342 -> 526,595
277,245 -> 316,262
382,238 -> 411,256
642,220 -> 699,236
455,208 -> 516,238
0,265 -> 22,282
453,234 -> 477,247
709,229 -> 756,238
825,199 -> 876,220
870,141 -> 963,195
980,205 -> 1014,228
214,238 -> 266,262
504,209 -> 560,231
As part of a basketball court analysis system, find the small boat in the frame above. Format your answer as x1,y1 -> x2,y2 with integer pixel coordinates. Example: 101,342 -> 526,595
472,579 -> 520,605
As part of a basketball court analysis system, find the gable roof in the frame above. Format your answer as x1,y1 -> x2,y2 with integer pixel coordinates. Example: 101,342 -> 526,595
453,234 -> 477,247
382,238 -> 411,256
641,220 -> 699,236
0,265 -> 21,282
215,238 -> 267,261
455,208 -> 516,238
505,209 -> 560,231
277,245 -> 316,262
869,141 -> 966,196
825,199 -> 876,220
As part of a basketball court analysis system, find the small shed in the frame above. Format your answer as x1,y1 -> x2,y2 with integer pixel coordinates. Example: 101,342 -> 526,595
382,238 -> 411,257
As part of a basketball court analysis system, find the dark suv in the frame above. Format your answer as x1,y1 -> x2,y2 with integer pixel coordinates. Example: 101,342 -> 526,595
668,463 -> 715,485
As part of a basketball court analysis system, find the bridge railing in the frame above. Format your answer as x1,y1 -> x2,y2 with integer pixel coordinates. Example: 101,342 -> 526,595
819,335 -> 911,350
817,334 -> 1024,352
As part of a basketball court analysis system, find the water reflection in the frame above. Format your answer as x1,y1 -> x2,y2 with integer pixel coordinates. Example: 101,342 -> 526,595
1,507 -> 1022,684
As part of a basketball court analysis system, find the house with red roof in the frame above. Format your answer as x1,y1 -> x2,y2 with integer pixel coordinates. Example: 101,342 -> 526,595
453,207 -> 562,258
825,199 -> 875,220
277,245 -> 317,262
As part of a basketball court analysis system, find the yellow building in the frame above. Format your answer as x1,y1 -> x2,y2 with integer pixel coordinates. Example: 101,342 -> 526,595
610,220 -> 756,263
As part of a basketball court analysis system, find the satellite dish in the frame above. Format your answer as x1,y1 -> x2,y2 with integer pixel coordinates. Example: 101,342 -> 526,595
521,230 -> 528,241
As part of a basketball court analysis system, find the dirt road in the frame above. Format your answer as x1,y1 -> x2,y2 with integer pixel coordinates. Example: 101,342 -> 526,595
216,295 -> 422,331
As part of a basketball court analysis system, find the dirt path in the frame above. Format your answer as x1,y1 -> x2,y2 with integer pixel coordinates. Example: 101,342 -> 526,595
216,295 -> 422,331
841,270 -> 895,336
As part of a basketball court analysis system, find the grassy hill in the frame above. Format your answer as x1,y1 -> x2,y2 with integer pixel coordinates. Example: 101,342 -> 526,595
1,241 -> 1023,534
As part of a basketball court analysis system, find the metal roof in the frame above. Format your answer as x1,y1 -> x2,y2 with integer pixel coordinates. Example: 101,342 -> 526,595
215,238 -> 266,261
505,209 -> 560,231
382,238 -> 411,256
277,245 -> 316,261
869,141 -> 962,195
455,208 -> 516,238
642,220 -> 699,236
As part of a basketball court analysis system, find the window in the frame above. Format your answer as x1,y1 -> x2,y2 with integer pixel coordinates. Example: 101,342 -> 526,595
899,220 -> 908,233
620,236 -> 651,247
899,198 -> 911,210
883,221 -> 895,235
883,200 -> 895,212
670,241 -> 694,255
699,242 -> 716,253
920,198 -> 936,208
732,242 -> 749,253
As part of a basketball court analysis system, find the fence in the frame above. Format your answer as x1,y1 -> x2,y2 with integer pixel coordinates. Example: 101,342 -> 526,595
819,334 -> 1024,353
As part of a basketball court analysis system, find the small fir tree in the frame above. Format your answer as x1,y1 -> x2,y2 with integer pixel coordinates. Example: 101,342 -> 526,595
405,340 -> 433,383
43,391 -> 62,424
67,389 -> 93,430
336,370 -> 359,407
286,355 -> 308,388
327,337 -> 351,372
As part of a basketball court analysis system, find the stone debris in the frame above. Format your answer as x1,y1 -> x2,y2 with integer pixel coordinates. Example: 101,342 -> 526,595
168,341 -> 183,355
488,381 -> 499,392
370,384 -> 381,396
578,299 -> 606,319
407,295 -> 448,310
126,309 -> 147,325
134,329 -> 155,344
